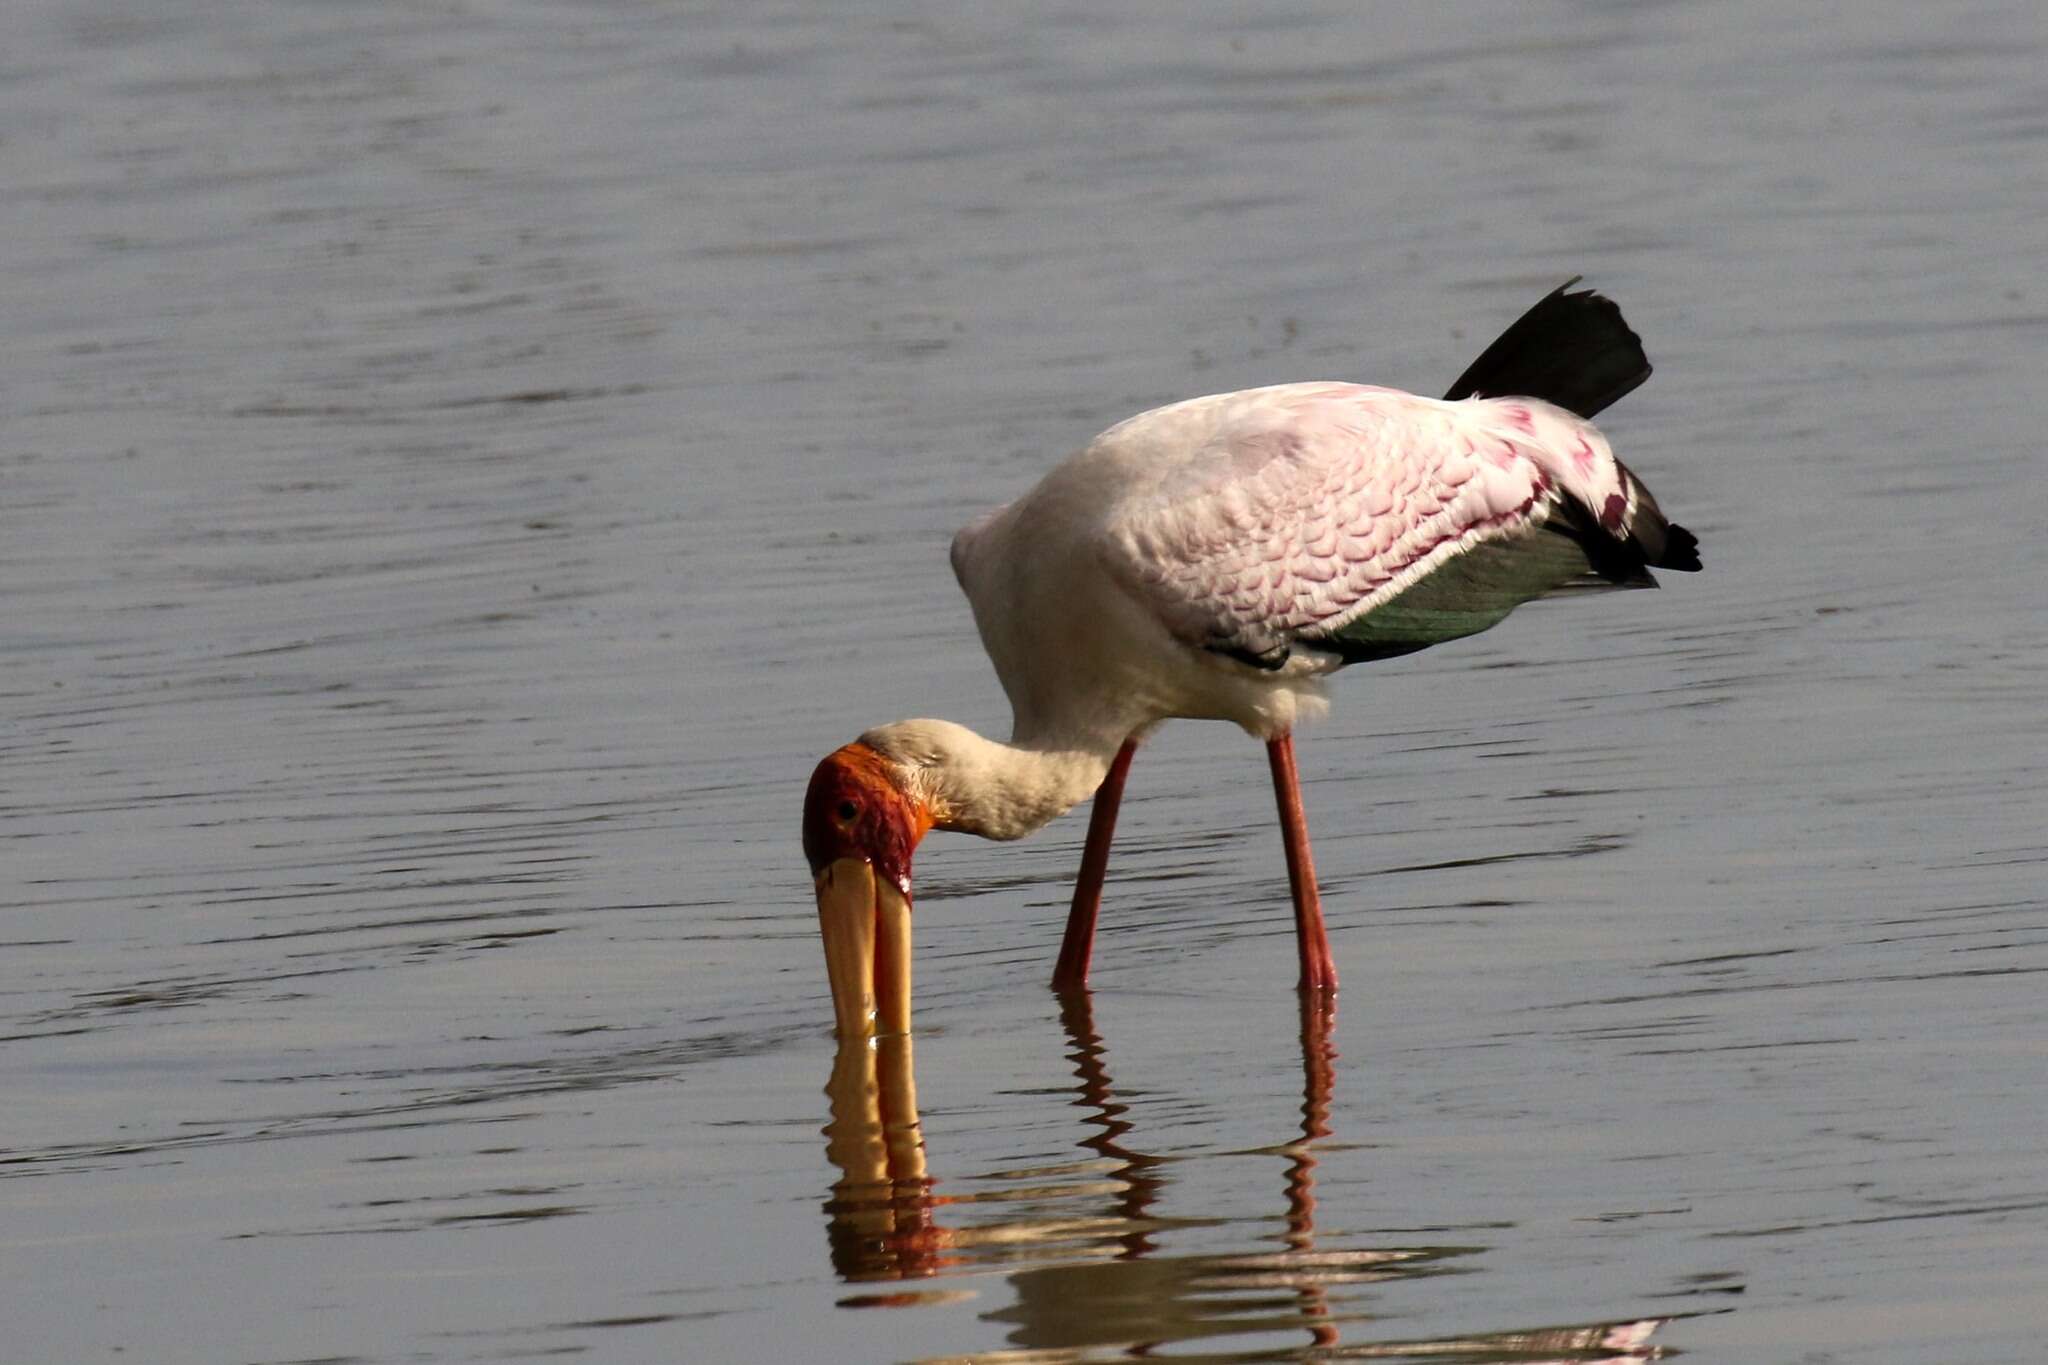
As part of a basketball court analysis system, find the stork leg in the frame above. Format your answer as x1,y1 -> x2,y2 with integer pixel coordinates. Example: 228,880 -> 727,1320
1267,733 -> 1338,994
1052,737 -> 1138,991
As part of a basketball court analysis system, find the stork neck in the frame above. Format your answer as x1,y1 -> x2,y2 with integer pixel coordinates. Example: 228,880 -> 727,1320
946,739 -> 1115,841
863,720 -> 1120,843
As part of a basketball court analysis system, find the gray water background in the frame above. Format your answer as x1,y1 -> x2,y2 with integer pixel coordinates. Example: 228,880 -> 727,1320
4,1 -> 2046,1361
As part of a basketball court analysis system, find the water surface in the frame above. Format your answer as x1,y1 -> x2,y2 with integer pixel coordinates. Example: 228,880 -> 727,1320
4,1 -> 2046,1361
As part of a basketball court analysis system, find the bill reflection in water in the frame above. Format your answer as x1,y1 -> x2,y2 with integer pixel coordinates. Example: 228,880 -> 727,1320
819,994 -> 1677,1361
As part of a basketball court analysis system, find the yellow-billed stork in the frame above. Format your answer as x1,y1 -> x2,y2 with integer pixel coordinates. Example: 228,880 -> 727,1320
804,282 -> 1701,1035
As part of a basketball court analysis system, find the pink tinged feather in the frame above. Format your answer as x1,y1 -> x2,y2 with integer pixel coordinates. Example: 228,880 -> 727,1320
1477,465 -> 1531,519
1096,383 -> 1641,659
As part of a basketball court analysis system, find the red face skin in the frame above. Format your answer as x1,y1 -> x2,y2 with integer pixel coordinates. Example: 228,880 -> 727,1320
805,742 -> 932,1036
802,742 -> 931,898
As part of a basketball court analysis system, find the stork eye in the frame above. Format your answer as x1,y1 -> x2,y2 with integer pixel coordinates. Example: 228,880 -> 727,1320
836,799 -> 860,823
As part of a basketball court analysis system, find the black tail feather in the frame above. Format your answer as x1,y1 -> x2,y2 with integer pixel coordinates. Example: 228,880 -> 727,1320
1548,462 -> 1703,586
1616,463 -> 1703,573
1443,278 -> 1652,420
1654,520 -> 1702,573
1550,500 -> 1659,588
1440,280 -> 1700,580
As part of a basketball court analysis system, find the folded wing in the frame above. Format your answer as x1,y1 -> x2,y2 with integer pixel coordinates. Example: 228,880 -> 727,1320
1098,384 -> 1696,671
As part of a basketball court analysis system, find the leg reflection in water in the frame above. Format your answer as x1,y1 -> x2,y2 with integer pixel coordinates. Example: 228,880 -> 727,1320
820,998 -> 1676,1361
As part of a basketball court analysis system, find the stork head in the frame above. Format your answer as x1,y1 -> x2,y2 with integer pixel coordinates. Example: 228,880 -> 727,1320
803,739 -> 934,1036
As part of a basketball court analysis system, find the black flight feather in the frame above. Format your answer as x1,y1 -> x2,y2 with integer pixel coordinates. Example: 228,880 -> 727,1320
1441,277 -> 1653,420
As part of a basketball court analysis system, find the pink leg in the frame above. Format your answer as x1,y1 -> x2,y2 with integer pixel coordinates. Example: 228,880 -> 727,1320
1052,738 -> 1138,991
1267,733 -> 1338,994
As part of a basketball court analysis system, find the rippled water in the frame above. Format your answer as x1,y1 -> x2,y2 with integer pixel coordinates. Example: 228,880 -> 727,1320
5,1 -> 2046,1361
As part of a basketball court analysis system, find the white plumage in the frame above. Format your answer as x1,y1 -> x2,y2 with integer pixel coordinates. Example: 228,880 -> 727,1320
951,382 -> 1666,750
804,283 -> 1699,1023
